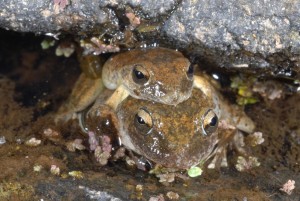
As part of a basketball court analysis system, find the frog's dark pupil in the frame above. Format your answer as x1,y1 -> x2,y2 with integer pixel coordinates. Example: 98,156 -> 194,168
134,69 -> 145,79
210,116 -> 218,126
187,65 -> 194,75
137,116 -> 145,124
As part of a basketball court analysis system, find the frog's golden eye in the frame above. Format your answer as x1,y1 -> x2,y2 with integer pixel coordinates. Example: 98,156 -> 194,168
134,108 -> 153,134
202,109 -> 218,135
132,64 -> 150,85
186,64 -> 194,80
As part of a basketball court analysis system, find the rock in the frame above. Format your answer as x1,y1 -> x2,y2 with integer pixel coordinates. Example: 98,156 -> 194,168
163,0 -> 300,71
0,0 -> 299,71
0,0 -> 175,33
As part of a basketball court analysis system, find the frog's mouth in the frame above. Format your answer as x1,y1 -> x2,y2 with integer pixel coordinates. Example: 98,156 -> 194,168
130,82 -> 193,106
118,118 -> 220,170
170,140 -> 220,170
134,136 -> 220,170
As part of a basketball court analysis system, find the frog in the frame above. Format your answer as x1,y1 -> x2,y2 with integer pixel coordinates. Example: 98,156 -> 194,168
82,73 -> 256,170
84,88 -> 219,169
102,47 -> 194,107
55,47 -> 193,122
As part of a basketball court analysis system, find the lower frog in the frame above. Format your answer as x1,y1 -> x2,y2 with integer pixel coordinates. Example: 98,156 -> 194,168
82,73 -> 262,175
114,88 -> 219,169
82,87 -> 219,171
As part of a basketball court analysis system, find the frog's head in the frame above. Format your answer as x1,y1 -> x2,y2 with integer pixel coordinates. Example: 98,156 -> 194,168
117,89 -> 219,169
119,48 -> 194,105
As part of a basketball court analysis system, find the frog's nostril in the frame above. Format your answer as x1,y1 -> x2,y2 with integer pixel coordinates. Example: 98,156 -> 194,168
133,89 -> 140,96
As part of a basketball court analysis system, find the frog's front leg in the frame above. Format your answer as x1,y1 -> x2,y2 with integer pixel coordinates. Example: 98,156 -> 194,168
55,73 -> 104,123
79,85 -> 129,135
105,85 -> 130,110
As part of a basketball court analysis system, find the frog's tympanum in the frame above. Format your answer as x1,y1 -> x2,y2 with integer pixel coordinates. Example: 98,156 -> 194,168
56,47 -> 193,122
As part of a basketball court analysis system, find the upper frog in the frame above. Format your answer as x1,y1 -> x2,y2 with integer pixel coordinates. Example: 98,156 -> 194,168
102,47 -> 193,106
56,47 -> 193,122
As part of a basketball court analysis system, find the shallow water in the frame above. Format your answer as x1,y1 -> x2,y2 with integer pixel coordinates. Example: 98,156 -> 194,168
0,29 -> 299,201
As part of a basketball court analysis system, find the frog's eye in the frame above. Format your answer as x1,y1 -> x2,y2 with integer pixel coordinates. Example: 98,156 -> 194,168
134,108 -> 153,134
186,64 -> 194,80
132,65 -> 150,85
202,109 -> 218,135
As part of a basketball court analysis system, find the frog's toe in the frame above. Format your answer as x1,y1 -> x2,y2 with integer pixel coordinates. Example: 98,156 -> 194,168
220,155 -> 229,167
207,146 -> 228,169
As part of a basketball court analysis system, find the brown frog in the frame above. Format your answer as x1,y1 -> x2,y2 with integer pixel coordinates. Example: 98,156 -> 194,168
83,74 -> 256,170
102,47 -> 193,107
115,88 -> 219,169
56,47 -> 193,122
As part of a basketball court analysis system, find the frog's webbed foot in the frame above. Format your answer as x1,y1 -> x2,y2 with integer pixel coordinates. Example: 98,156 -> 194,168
208,122 -> 263,171
104,85 -> 130,110
207,146 -> 228,169
54,74 -> 104,124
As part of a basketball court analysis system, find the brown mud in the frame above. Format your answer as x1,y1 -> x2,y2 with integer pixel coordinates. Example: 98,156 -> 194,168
0,30 -> 299,201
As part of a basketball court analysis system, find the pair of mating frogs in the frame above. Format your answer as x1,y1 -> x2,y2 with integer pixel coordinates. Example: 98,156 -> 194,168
56,47 -> 257,172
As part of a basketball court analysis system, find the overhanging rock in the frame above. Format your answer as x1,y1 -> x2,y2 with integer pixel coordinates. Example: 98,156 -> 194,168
0,0 -> 299,72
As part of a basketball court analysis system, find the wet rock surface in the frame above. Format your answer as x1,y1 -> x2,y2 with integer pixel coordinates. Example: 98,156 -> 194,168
0,0 -> 299,71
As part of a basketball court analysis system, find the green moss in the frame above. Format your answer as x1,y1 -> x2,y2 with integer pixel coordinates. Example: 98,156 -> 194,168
187,166 -> 203,177
230,75 -> 259,105
0,181 -> 34,200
